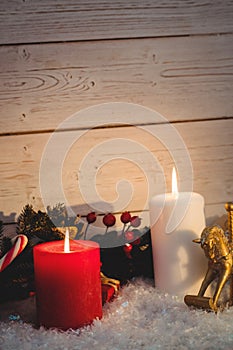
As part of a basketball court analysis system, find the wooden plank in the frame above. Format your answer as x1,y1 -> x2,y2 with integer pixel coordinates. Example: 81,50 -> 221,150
0,34 -> 233,134
0,119 -> 232,224
205,204 -> 228,227
0,1 -> 233,45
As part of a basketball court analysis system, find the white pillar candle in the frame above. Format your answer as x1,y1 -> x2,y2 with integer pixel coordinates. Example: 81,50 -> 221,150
149,169 -> 207,297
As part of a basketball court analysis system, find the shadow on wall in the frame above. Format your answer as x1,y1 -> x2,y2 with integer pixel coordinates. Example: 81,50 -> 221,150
0,211 -> 17,224
0,202 -> 116,237
0,202 -> 115,225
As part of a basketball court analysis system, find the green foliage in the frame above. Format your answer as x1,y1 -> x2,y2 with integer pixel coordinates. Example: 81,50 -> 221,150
16,204 -> 64,242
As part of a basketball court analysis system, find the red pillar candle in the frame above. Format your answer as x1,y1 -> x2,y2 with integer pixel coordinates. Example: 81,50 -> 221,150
33,240 -> 102,330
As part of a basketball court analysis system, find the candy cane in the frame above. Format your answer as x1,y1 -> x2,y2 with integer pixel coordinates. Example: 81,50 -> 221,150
0,234 -> 28,273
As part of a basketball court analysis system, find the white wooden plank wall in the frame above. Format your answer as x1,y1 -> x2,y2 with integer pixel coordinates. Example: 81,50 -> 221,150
0,1 -> 232,231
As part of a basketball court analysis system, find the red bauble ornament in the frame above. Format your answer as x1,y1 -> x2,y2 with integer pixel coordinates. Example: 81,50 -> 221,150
86,212 -> 97,224
130,216 -> 141,228
120,211 -> 131,224
103,213 -> 116,227
123,243 -> 133,259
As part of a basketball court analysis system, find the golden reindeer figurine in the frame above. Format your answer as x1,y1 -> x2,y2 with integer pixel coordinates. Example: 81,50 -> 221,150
184,202 -> 233,312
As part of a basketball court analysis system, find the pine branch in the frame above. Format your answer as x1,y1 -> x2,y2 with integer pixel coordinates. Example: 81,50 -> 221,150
16,204 -> 37,237
16,204 -> 64,241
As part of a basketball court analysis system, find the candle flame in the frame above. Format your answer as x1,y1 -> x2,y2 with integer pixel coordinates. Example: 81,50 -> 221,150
64,228 -> 70,253
172,167 -> 178,196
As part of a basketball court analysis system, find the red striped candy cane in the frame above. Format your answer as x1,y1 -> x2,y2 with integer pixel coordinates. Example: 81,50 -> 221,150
0,235 -> 28,273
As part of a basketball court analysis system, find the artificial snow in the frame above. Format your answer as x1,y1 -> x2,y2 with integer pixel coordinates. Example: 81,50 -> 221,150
1,278 -> 233,349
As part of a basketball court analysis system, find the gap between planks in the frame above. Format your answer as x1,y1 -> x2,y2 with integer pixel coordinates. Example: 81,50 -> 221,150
1,31 -> 233,48
0,116 -> 232,138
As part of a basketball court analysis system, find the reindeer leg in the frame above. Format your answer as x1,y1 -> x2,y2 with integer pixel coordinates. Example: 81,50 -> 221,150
212,260 -> 232,308
198,266 -> 218,297
185,266 -> 219,311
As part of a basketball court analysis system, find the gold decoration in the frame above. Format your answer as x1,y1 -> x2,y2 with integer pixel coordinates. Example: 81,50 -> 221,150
225,202 -> 233,243
100,272 -> 120,294
225,201 -> 233,305
184,202 -> 233,312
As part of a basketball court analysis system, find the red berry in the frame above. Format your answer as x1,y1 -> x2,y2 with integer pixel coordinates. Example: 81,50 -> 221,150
123,243 -> 133,254
86,212 -> 97,224
120,211 -> 131,224
124,231 -> 135,242
123,243 -> 133,259
130,216 -> 141,227
103,213 -> 116,227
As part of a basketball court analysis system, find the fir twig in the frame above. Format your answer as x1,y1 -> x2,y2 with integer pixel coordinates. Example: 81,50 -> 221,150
16,204 -> 64,241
